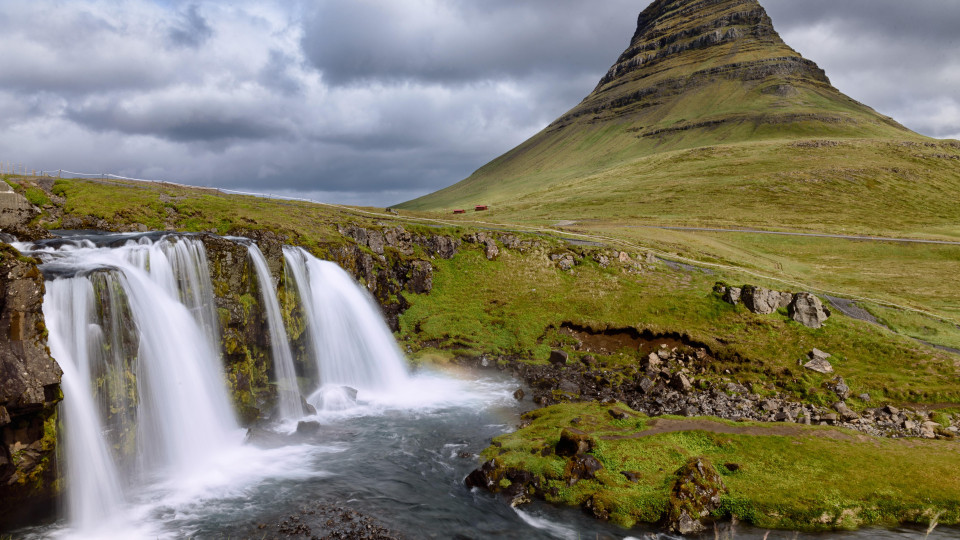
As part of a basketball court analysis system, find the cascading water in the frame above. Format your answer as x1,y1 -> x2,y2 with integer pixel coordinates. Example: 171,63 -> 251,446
282,247 -> 408,411
247,244 -> 303,421
23,234 -> 242,536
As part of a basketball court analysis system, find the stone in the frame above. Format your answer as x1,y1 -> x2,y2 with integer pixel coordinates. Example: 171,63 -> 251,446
723,286 -> 742,305
564,454 -> 604,486
804,349 -> 834,374
558,380 -> 581,395
920,421 -> 940,439
548,350 -> 569,366
827,376 -> 850,400
644,352 -> 662,369
789,292 -> 831,329
557,254 -> 575,271
637,377 -> 655,395
618,251 -> 631,263
741,286 -> 791,314
513,388 -> 525,401
555,428 -> 595,457
483,238 -> 499,260
665,458 -> 728,535
408,260 -> 433,294
670,373 -> 692,392
366,231 -> 385,255
833,402 -> 858,421
621,471 -> 642,483
580,354 -> 596,366
903,420 -> 917,431
609,408 -> 629,420
858,393 -> 871,402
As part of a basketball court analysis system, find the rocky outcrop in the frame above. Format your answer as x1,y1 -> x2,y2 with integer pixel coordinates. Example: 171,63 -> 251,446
0,243 -> 62,529
717,283 -> 831,328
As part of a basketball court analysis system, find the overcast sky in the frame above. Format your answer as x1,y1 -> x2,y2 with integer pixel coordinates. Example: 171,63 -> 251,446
0,0 -> 957,207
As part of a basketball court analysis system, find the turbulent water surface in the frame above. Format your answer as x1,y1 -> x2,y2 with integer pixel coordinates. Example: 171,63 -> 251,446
10,232 -> 957,540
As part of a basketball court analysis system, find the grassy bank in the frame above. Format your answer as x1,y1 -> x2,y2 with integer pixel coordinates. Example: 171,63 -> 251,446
480,402 -> 960,531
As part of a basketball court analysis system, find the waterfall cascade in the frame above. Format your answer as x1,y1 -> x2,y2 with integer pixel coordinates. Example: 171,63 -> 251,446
247,244 -> 303,421
282,246 -> 409,411
15,232 -> 413,537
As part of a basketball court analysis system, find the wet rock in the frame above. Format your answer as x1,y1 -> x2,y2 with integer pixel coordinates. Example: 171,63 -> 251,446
555,428 -> 595,457
789,292 -> 831,329
295,421 -> 321,436
665,457 -> 727,535
513,388 -> 525,401
804,349 -> 834,374
465,459 -> 503,491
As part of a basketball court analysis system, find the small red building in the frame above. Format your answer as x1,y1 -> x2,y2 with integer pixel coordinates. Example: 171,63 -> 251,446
453,209 -> 466,214
474,205 -> 489,211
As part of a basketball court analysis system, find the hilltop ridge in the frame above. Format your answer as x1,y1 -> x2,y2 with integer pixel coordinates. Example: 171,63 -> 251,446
398,0 -> 955,229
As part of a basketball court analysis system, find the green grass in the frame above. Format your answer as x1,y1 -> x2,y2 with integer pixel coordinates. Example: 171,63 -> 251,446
400,242 -> 960,405
482,402 -> 960,531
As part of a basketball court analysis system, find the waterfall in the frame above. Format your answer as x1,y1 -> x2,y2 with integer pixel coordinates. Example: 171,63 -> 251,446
27,234 -> 241,534
44,278 -> 126,532
282,247 -> 408,411
247,244 -> 303,421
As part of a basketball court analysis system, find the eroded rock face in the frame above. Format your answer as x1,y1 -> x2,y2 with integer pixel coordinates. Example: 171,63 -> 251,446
0,243 -> 62,529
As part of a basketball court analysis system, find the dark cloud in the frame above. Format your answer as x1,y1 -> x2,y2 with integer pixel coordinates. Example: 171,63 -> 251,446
301,0 -> 637,86
0,0 -> 957,208
167,4 -> 213,49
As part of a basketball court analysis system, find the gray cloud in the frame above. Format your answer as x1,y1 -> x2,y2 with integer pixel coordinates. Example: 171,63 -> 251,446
0,0 -> 957,208
167,4 -> 213,49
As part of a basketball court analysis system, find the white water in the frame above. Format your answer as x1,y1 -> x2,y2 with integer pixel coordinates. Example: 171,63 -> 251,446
247,244 -> 302,420
28,235 -> 242,537
282,247 -> 409,411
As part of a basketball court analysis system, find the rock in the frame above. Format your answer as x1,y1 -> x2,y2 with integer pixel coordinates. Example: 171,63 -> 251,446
618,252 -> 631,263
465,459 -> 502,491
644,352 -> 662,369
580,354 -> 596,367
408,260 -> 433,294
367,231 -> 385,255
483,238 -> 499,260
557,254 -> 575,271
295,421 -> 321,436
789,292 -> 831,329
858,393 -> 871,402
558,380 -> 581,395
609,408 -> 629,420
0,243 -> 63,529
548,350 -> 569,366
723,463 -> 741,472
621,471 -> 642,483
555,428 -> 595,457
741,286 -> 791,315
804,349 -> 834,374
564,454 -> 604,486
723,287 -> 742,305
513,388 -> 525,401
903,420 -> 917,432
920,421 -> 940,439
665,458 -> 728,535
833,402 -> 858,421
826,376 -> 850,400
637,377 -> 655,395
421,235 -> 460,259
671,373 -> 692,392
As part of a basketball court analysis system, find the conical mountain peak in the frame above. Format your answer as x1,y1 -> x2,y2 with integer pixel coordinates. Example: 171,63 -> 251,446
400,0 -> 920,214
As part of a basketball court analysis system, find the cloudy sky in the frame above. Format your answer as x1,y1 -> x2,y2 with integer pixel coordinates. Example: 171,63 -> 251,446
0,0 -> 957,207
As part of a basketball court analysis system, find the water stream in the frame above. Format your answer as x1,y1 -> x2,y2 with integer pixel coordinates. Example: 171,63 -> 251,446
8,233 -> 956,540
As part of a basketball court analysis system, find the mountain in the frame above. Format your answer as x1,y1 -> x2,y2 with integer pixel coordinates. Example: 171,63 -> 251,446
399,0 -> 960,234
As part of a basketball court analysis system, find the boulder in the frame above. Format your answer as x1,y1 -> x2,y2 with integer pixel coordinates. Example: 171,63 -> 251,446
555,428 -> 595,457
826,376 -> 850,400
920,421 -> 940,439
483,238 -> 499,260
548,350 -> 569,366
741,286 -> 792,314
664,457 -> 728,535
723,287 -> 742,305
789,292 -> 831,329
804,349 -> 834,374
513,388 -> 525,401
408,260 -> 433,294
